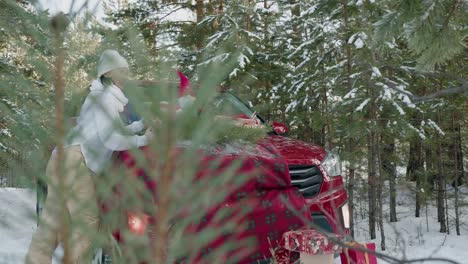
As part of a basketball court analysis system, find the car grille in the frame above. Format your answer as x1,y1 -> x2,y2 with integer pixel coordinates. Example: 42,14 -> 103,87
289,165 -> 323,198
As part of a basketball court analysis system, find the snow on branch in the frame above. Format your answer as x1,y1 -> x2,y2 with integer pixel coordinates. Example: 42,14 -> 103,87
197,53 -> 230,66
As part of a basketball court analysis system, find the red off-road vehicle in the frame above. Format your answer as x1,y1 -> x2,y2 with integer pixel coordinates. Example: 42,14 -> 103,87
96,92 -> 349,263
37,92 -> 349,264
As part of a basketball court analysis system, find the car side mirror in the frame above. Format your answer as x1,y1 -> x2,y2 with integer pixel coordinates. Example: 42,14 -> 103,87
272,121 -> 289,135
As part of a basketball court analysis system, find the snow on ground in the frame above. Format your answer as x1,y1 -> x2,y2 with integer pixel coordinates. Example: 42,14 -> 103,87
1,186 -> 468,264
352,182 -> 468,264
0,188 -> 62,264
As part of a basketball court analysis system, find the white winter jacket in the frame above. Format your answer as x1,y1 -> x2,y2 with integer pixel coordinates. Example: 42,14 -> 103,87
63,80 -> 148,174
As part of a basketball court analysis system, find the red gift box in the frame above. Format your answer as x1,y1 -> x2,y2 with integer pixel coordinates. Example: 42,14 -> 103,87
281,230 -> 342,255
340,242 -> 378,264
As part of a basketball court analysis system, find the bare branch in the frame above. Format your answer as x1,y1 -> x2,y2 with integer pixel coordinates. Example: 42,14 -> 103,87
380,65 -> 468,102
384,65 -> 466,83
381,81 -> 468,102
413,82 -> 468,102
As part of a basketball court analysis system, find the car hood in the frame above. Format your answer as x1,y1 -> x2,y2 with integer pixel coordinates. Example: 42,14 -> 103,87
265,135 -> 326,166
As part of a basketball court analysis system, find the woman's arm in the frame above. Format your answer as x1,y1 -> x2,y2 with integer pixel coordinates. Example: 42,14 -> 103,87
93,93 -> 148,151
126,120 -> 145,133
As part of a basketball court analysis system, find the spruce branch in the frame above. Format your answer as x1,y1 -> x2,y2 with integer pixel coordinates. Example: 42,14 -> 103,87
440,0 -> 462,33
380,65 -> 465,83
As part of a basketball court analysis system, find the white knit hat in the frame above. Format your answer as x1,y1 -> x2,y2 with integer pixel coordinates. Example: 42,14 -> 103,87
97,49 -> 129,78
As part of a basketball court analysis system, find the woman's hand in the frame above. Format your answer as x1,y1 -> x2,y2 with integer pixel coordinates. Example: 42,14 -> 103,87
144,128 -> 154,141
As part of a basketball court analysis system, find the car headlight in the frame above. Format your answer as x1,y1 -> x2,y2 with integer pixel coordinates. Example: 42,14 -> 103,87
321,151 -> 342,177
341,202 -> 351,229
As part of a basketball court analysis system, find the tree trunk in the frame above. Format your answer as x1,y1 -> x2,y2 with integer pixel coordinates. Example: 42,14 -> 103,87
288,0 -> 301,44
450,111 -> 464,187
262,0 -> 272,120
381,128 -> 397,222
51,14 -> 70,264
436,151 -> 444,225
455,121 -> 464,187
407,125 -> 424,218
263,0 -> 268,42
415,162 -> 421,218
445,177 -> 450,234
342,0 -> 355,237
425,190 -> 429,232
424,144 -> 436,192
152,100 -> 178,263
195,0 -> 205,50
367,83 -> 377,239
389,159 -> 397,222
347,167 -> 355,237
320,54 -> 330,148
407,134 -> 423,182
455,162 -> 460,235
436,121 -> 447,232
427,142 -> 443,223
377,132 -> 386,250
360,177 -> 365,220
196,0 -> 204,23
452,111 -> 461,235
367,132 -> 377,239
246,0 -> 253,33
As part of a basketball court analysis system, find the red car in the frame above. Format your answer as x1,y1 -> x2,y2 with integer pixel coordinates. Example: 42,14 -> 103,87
91,92 -> 350,263
37,91 -> 349,263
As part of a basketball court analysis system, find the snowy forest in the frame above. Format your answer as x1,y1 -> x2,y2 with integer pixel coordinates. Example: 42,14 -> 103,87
0,0 -> 467,263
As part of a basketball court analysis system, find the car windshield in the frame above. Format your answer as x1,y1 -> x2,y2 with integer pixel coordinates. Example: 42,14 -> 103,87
212,93 -> 264,124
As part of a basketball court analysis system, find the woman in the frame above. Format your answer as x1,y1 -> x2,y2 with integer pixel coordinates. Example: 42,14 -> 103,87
25,49 -> 153,264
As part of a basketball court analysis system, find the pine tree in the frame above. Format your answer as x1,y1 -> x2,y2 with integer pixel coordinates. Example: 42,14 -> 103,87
0,0 -> 54,185
374,0 -> 467,70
